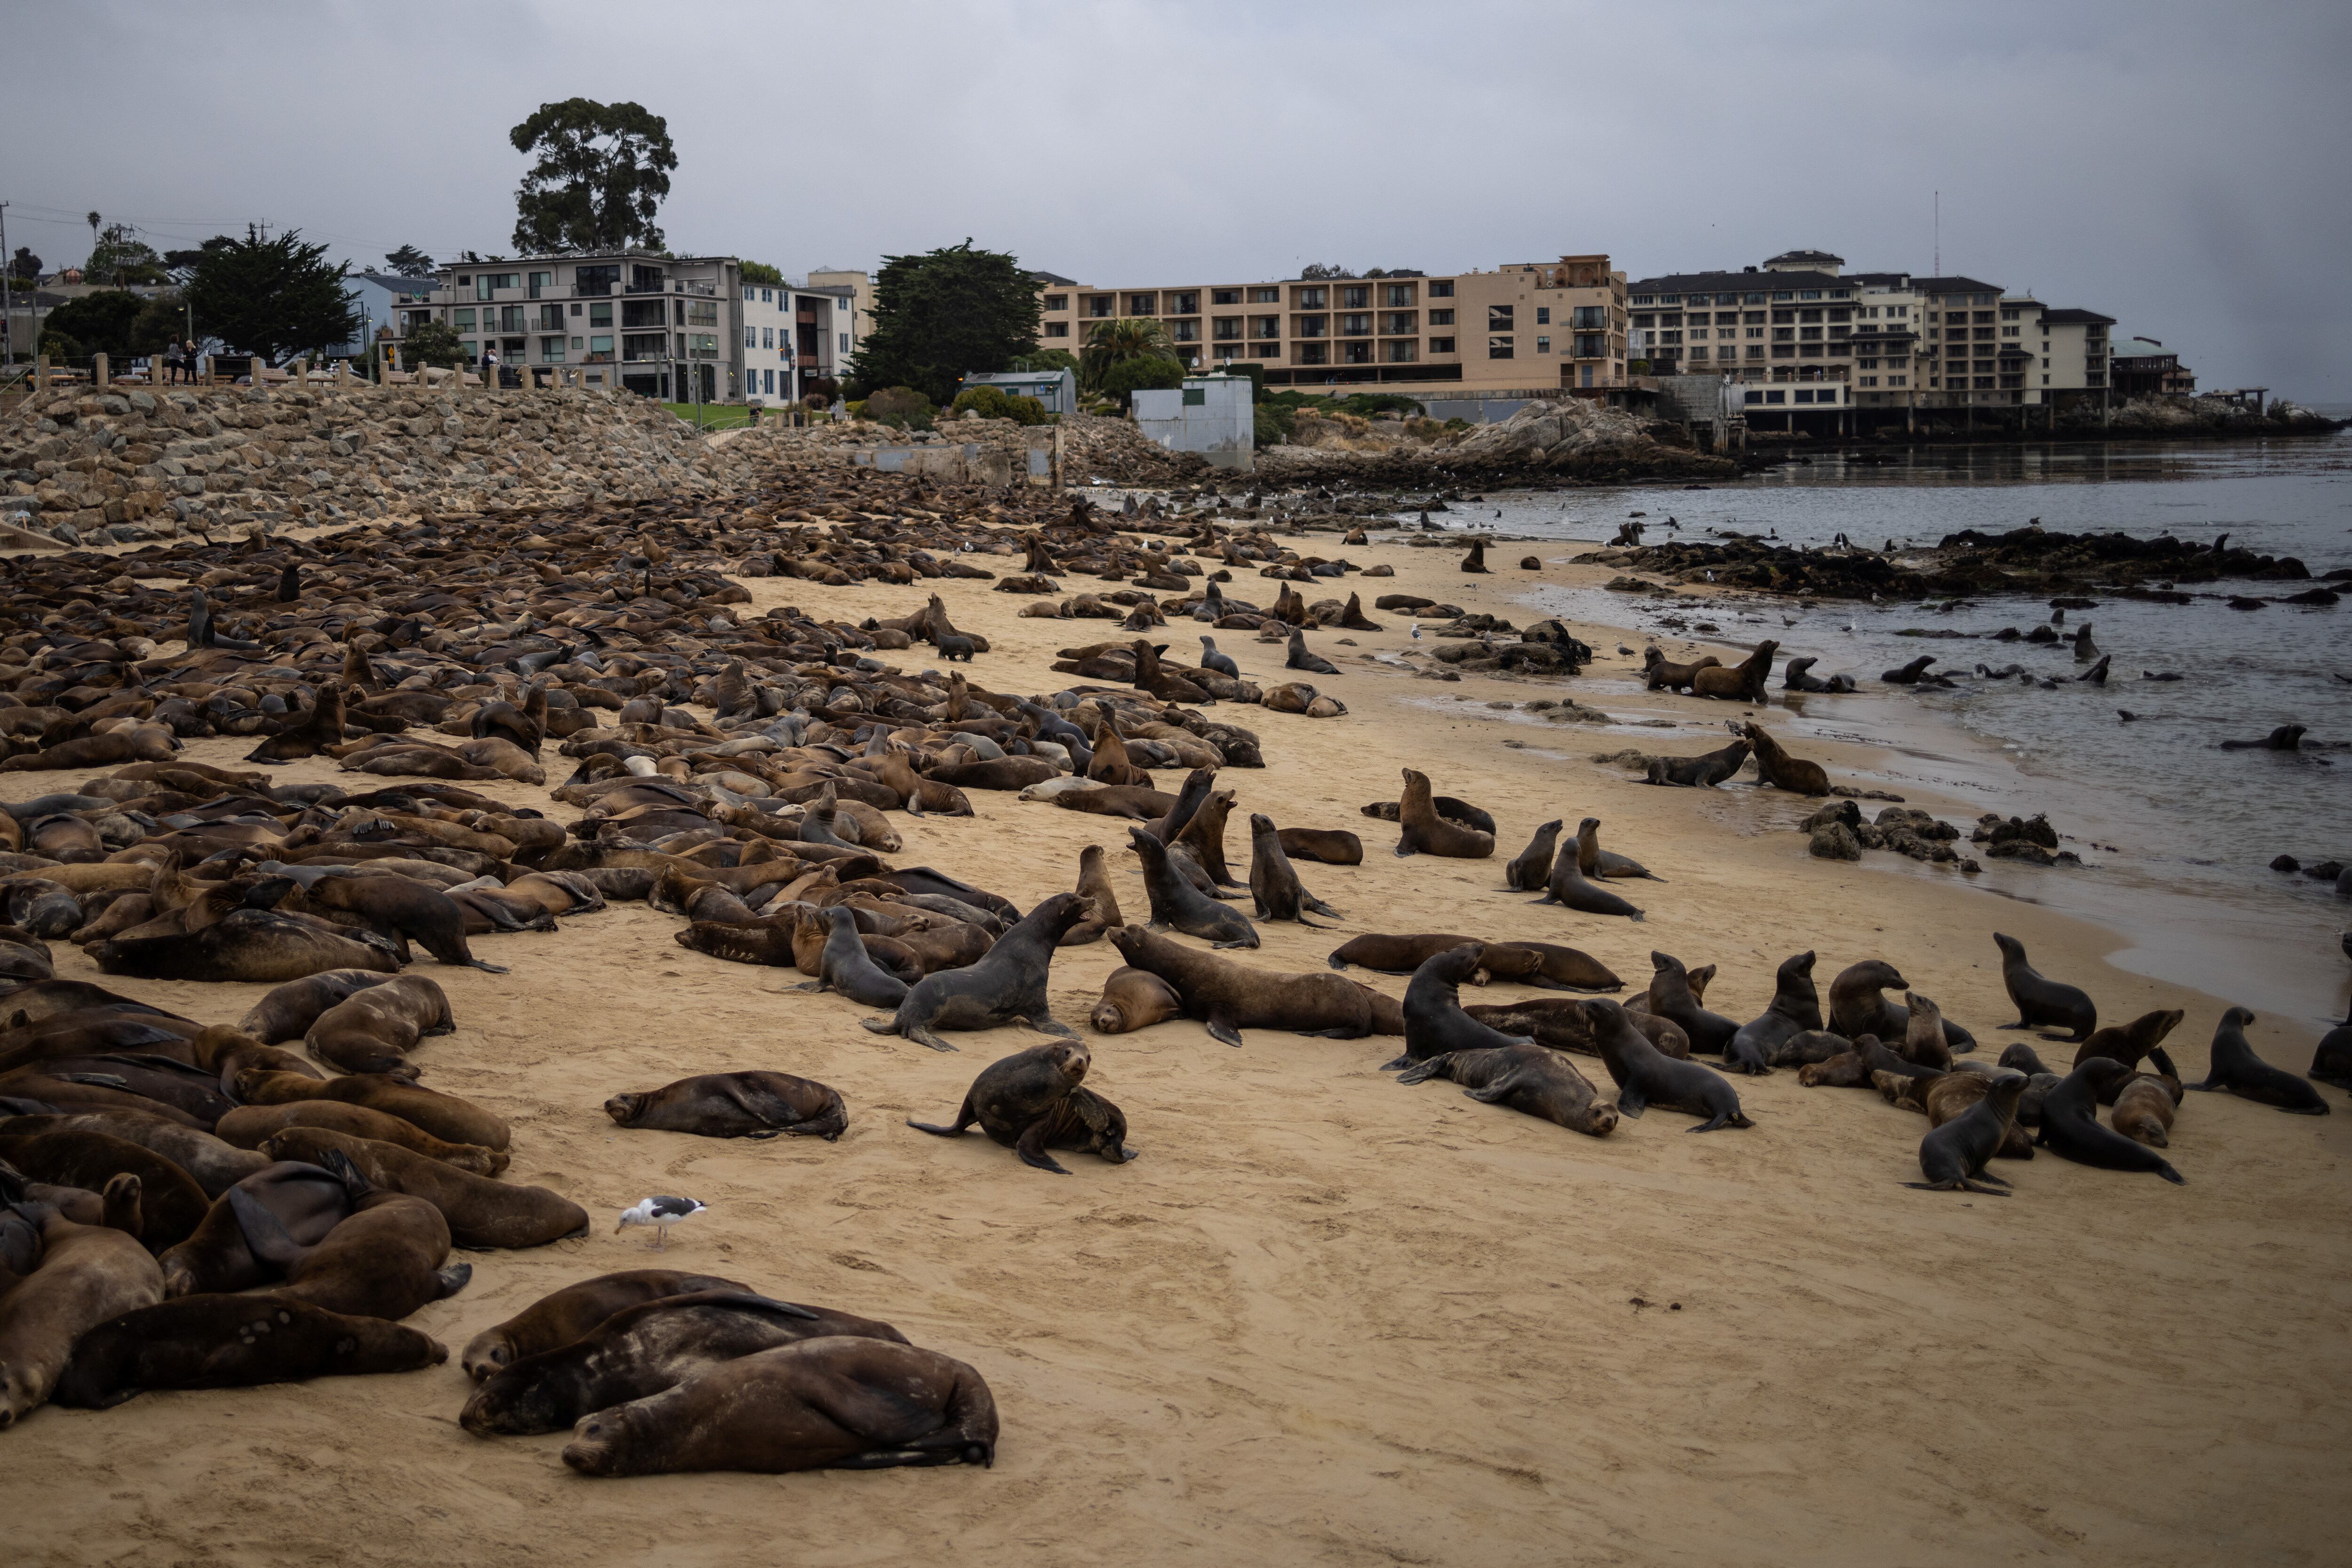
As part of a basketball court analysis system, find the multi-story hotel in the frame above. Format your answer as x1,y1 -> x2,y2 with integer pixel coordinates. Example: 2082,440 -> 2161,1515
1030,254 -> 1629,398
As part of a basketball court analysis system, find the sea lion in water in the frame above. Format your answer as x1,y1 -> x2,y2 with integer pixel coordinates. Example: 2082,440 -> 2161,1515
2110,1074 -> 2182,1146
559,1337 -> 999,1477
906,1040 -> 1100,1173
1503,820 -> 1562,891
461,1290 -> 887,1436
55,1294 -> 444,1409
256,1127 -> 589,1248
462,1269 -> 751,1382
2037,1059 -> 2185,1182
304,974 -> 455,1076
0,1202 -> 166,1427
1383,945 -> 1538,1070
1088,967 -> 1183,1035
236,970 -> 395,1043
1393,769 -> 1494,859
1642,740 -> 1750,788
233,1071 -> 510,1151
604,1072 -> 848,1141
1828,959 -> 1978,1052
1726,951 -> 1822,1075
90,908 -> 401,983
2071,1009 -> 2183,1077
2187,1006 -> 2328,1114
1397,1045 -> 1617,1137
1644,952 -> 1738,1055
1247,814 -> 1340,926
1587,999 -> 1753,1131
1125,827 -> 1258,949
1110,925 -> 1401,1048
1534,820 -> 1644,919
1904,1072 -> 2028,1195
793,906 -> 911,1009
861,892 -> 1088,1052
1992,933 -> 2098,1041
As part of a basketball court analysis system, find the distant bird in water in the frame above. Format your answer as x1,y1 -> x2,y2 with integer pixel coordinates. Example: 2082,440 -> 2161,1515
617,1195 -> 706,1249
2117,710 -> 2138,723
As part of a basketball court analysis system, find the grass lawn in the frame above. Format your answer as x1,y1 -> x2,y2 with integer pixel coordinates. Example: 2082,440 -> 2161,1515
660,402 -> 770,431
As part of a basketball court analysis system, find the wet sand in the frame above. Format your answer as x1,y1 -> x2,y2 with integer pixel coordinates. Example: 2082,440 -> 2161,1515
4,527 -> 2345,1567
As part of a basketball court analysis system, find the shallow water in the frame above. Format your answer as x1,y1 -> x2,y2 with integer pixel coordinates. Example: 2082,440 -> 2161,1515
1398,435 -> 2352,1032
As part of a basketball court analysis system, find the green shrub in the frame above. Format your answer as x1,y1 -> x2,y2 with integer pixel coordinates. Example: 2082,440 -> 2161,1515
845,399 -> 868,419
866,385 -> 935,430
1098,353 -> 1185,410
950,384 -> 1050,425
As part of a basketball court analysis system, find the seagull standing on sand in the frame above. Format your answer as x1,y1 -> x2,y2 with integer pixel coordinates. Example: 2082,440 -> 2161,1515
617,1195 -> 706,1250
1410,621 -> 1422,640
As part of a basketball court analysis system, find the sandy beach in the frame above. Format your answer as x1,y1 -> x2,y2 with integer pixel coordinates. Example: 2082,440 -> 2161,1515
4,517 -> 2345,1568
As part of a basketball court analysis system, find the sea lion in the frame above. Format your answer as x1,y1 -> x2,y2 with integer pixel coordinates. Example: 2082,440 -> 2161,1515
1828,960 -> 1977,1051
1764,1028 -> 1851,1067
1798,1034 -> 1933,1090
1462,999 -> 1690,1059
1741,722 -> 1830,795
1397,1044 -> 1617,1137
1533,819 -> 1644,920
1503,820 -> 1561,891
1059,845 -> 1124,947
1383,945 -> 1538,1070
2111,1074 -> 2182,1146
906,1039 -> 1096,1173
157,1159 -> 358,1297
55,1293 -> 445,1409
1393,769 -> 1494,860
1899,992 -> 1954,1070
1247,814 -> 1340,926
1587,999 -> 1752,1130
1999,1042 -> 2056,1076
604,1072 -> 848,1141
1361,797 -> 1497,834
270,1184 -> 470,1321
1691,640 -> 1777,702
461,1290 -> 890,1436
860,892 -> 1088,1052
2313,1015 -> 2352,1093
2037,1059 -> 2185,1181
1277,828 -> 1362,866
1325,933 -> 1618,992
1641,740 -> 1750,788
256,1127 -> 589,1248
0,1110 -> 264,1200
1992,933 -> 2098,1041
1726,951 -> 1822,1075
1783,656 -> 1855,694
1575,819 -> 1662,882
793,906 -> 911,1008
559,1337 -> 999,1477
1109,925 -> 1401,1047
233,1071 -> 510,1151
1644,952 -> 1738,1055
1643,649 -> 1721,692
2187,1007 -> 2328,1114
297,873 -> 506,973
1903,1072 -> 2028,1195
214,1101 -> 508,1176
1881,1070 -> 2036,1159
303,974 -> 455,1076
1125,826 -> 1258,949
0,1203 -> 166,1427
90,908 -> 402,983
2071,1009 -> 2184,1077
461,1269 -> 751,1382
1088,967 -> 1183,1034
0,1128 -> 211,1250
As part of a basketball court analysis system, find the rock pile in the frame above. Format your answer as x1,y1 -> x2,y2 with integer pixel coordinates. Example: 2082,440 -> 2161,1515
1802,801 -> 1976,869
745,414 -> 1210,488
1256,397 -> 1733,487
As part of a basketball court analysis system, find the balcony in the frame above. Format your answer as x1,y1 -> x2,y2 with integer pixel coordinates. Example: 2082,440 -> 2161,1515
572,283 -> 613,297
623,280 -> 668,294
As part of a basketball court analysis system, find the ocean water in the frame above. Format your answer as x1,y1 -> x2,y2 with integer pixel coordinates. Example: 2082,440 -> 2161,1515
1398,436 -> 2352,1034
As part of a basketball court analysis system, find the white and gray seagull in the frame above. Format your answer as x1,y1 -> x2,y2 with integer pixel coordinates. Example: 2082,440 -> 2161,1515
616,1195 -> 706,1250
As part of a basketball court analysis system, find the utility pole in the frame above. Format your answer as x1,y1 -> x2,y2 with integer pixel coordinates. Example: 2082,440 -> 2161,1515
0,201 -> 13,373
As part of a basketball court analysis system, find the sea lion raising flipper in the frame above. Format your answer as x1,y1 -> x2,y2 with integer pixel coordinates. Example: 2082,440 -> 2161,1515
1992,933 -> 2097,1041
1904,1072 -> 2028,1195
2187,1006 -> 2329,1114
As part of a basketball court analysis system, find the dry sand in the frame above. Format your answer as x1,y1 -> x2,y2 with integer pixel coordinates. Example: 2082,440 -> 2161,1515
3,526 -> 2346,1567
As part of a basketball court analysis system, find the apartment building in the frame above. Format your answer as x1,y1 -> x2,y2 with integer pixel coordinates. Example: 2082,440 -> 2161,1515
1031,254 -> 1629,397
1627,250 -> 1864,388
739,273 -> 867,404
2037,308 -> 2113,399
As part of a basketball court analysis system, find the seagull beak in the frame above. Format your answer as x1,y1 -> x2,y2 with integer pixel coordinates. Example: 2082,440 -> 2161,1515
612,1219 -> 626,1233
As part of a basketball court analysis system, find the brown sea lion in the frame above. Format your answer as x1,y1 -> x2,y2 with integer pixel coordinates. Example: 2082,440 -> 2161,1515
461,1269 -> 750,1381
1742,722 -> 1830,795
268,1180 -> 470,1321
1277,827 -> 1362,866
1393,769 -> 1494,859
1536,820 -> 1644,920
559,1337 -> 999,1476
1588,999 -> 1753,1130
234,1071 -> 511,1151
1089,967 -> 1184,1034
0,1204 -> 166,1427
1059,845 -> 1124,947
0,1128 -> 211,1250
89,908 -> 401,983
258,1127 -> 588,1248
1829,960 -> 1978,1051
1503,820 -> 1561,891
157,1160 -> 358,1297
1691,639 -> 1776,701
54,1294 -> 445,1409
1643,649 -> 1722,692
604,1072 -> 848,1141
2111,1073 -> 2183,1146
1111,924 -> 1401,1047
1899,991 -> 1954,1070
304,974 -> 455,1076
1462,998 -> 1691,1059
1248,814 -> 1341,926
906,1039 -> 1094,1173
0,1110 -> 265,1199
297,873 -> 506,973
212,1101 -> 508,1176
1397,1044 -> 1618,1137
2072,1009 -> 2184,1076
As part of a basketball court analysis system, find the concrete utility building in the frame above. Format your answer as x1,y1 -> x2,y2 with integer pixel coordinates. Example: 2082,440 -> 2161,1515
1133,374 -> 1254,470
1029,255 -> 1629,400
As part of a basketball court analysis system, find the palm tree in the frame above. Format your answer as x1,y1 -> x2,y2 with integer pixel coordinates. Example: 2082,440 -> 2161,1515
1080,316 -> 1176,392
87,212 -> 101,254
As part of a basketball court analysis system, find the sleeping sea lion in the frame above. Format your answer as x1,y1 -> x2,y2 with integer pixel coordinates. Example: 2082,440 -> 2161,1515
604,1072 -> 848,1140
462,1269 -> 751,1382
54,1294 -> 445,1409
1396,1045 -> 1617,1137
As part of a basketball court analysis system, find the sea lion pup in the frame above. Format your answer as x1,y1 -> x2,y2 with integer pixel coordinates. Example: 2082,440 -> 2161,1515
235,1070 -> 510,1151
1904,1072 -> 2029,1195
1741,722 -> 1830,795
1643,649 -> 1722,692
1898,991 -> 1954,1070
1534,819 -> 1644,920
906,1039 -> 1099,1173
236,969 -> 395,1044
461,1269 -> 753,1381
1586,999 -> 1753,1131
1058,845 -> 1124,947
1089,966 -> 1184,1034
1381,945 -> 1539,1070
1828,959 -> 1978,1052
1726,951 -> 1823,1075
1397,1045 -> 1618,1138
1125,826 -> 1259,949
462,1290 -> 891,1437
1575,818 -> 1663,882
793,906 -> 911,1009
0,1129 -> 211,1250
1503,820 -> 1562,891
55,1295 -> 445,1409
1765,1028 -> 1851,1067
1278,827 -> 1362,866
605,1072 -> 848,1142
1642,739 -> 1750,788
1798,1034 -> 1935,1090
1248,814 -> 1341,926
559,1337 -> 1000,1477
1393,769 -> 1494,860
1643,952 -> 1738,1054
2111,1074 -> 2183,1146
304,973 -> 455,1076
295,872 -> 507,974
2037,1059 -> 2186,1182
2071,1009 -> 2184,1077
0,1201 -> 166,1427
2188,1006 -> 2329,1114
1992,933 -> 2098,1041
862,892 -> 1089,1053
257,1127 -> 589,1248
214,1102 -> 508,1176
1107,925 -> 1400,1048
90,908 -> 402,984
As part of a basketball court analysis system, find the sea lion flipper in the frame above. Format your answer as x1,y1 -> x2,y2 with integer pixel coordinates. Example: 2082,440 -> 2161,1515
1616,1087 -> 1647,1118
1394,1056 -> 1446,1086
1959,1180 -> 2011,1196
1204,1013 -> 1244,1049
227,1186 -> 314,1269
1462,1075 -> 1521,1105
436,1262 -> 474,1298
1014,1122 -> 1072,1175
1027,1016 -> 1078,1039
906,1118 -> 968,1138
858,1017 -> 901,1035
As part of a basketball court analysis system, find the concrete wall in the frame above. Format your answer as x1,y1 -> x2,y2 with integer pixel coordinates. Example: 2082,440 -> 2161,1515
1133,375 -> 1253,470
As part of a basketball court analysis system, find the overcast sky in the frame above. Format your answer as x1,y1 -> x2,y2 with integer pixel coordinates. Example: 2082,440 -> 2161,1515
11,0 -> 2350,399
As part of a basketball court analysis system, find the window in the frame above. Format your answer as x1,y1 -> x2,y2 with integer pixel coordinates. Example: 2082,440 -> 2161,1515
1771,291 -> 1792,302
1386,340 -> 1417,363
1428,280 -> 1454,297
1381,312 -> 1415,334
621,333 -> 666,361
1295,315 -> 1327,338
570,336 -> 582,350
1384,284 -> 1414,307
1488,337 -> 1514,359
1295,287 -> 1327,308
499,304 -> 525,332
686,300 -> 718,326
1342,341 -> 1371,364
575,264 -> 618,297
1213,317 -> 1242,340
1860,375 -> 1878,387
745,327 -> 758,349
1127,293 -> 1157,315
1171,320 -> 1199,342
1085,295 -> 1114,317
1250,287 -> 1280,303
1535,306 -> 1551,325
1252,316 -> 1280,339
1798,290 -> 1820,301
1488,305 -> 1514,331
1744,390 -> 1763,405
1429,336 -> 1455,354
1572,305 -> 1606,330
1771,345 -> 1794,359
477,272 -> 518,300
1537,336 -> 1551,353
1631,294 -> 1654,305
1772,327 -> 1794,342
761,327 -> 773,349
1340,313 -> 1370,336
1889,375 -> 1906,387
540,336 -> 565,362
1429,308 -> 1454,326
588,335 -> 613,360
1746,326 -> 1765,339
1573,333 -> 1606,358
1859,358 -> 1878,370
742,285 -> 755,301
1212,288 -> 1241,305
589,302 -> 613,328
1764,390 -> 1785,404
454,308 -> 476,332
1044,320 -> 1069,337
1170,292 -> 1198,315
539,303 -> 564,330
1042,294 -> 1068,312
1295,342 -> 1327,365
838,333 -> 849,352
2001,326 -> 2020,337
1794,390 -> 1815,404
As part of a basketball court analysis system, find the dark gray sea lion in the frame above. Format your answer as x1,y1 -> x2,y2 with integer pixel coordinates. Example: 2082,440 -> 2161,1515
213,1101 -> 507,1176
2015,1071 -> 2064,1126
1393,769 -> 1494,859
1462,999 -> 1690,1059
90,908 -> 402,983
2071,1009 -> 2184,1077
1575,819 -> 1661,882
1992,933 -> 2097,1041
1764,1028 -> 1850,1067
906,1039 -> 1094,1173
1285,628 -> 1339,675
462,1269 -> 751,1382
0,1204 -> 166,1427
1397,1044 -> 1617,1137
1277,827 -> 1362,866
860,891 -> 1089,1051
54,1294 -> 445,1409
1247,814 -> 1339,926
233,1071 -> 509,1151
2037,1059 -> 2185,1181
559,1337 -> 999,1477
2187,1006 -> 2328,1114
1534,819 -> 1644,919
1088,966 -> 1184,1035
1783,656 -> 1854,693
1587,999 -> 1752,1130
1382,945 -> 1537,1070
2313,1014 -> 2352,1093
1644,952 -> 1738,1055
1798,1034 -> 1936,1090
461,1290 -> 888,1436
1726,951 -> 1822,1075
1828,959 -> 1978,1051
1998,1042 -> 2056,1077
305,974 -> 455,1076
0,1128 -> 211,1250
2218,724 -> 2307,752
1503,820 -> 1561,891
235,970 -> 396,1044
605,1072 -> 848,1140
256,1126 -> 590,1248
1642,740 -> 1750,788
1111,925 -> 1400,1048
1903,1072 -> 2028,1194
0,1110 -> 265,1199
795,906 -> 911,1008
1125,826 -> 1258,948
